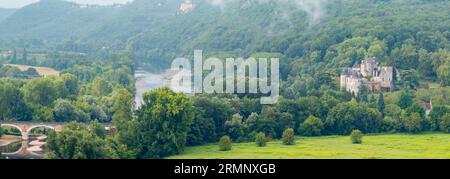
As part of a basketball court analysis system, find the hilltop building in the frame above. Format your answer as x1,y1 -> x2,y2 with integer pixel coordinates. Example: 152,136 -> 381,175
180,0 -> 194,13
340,57 -> 394,95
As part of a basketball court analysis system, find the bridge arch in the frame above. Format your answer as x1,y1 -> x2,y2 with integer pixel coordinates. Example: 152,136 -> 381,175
0,124 -> 26,139
26,125 -> 56,134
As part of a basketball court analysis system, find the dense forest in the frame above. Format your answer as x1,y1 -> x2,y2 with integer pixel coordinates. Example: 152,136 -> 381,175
0,0 -> 449,159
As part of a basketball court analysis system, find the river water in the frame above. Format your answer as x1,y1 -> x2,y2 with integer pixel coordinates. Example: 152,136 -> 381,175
134,70 -> 165,107
0,136 -> 45,159
134,69 -> 192,108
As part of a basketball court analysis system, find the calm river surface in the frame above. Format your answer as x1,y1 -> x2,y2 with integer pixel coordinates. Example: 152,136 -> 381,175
134,70 -> 165,108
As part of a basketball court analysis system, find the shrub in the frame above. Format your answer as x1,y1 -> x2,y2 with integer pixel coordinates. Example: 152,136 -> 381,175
255,132 -> 267,147
350,130 -> 363,144
299,115 -> 323,136
219,136 -> 232,151
282,128 -> 295,145
0,127 -> 4,137
440,114 -> 450,133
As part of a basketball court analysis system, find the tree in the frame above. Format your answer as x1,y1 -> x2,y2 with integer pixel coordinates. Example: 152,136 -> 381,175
91,77 -> 112,96
255,132 -> 267,147
22,77 -> 58,107
428,106 -> 449,131
0,80 -> 32,121
397,90 -> 414,109
224,113 -> 245,141
404,112 -> 422,133
377,92 -> 385,114
369,95 -> 376,108
325,99 -> 381,135
111,88 -> 135,145
33,106 -> 55,122
357,84 -> 368,103
299,115 -> 324,136
282,128 -> 295,145
91,120 -> 106,139
219,136 -> 232,151
111,88 -> 133,123
53,99 -> 77,122
437,62 -> 450,86
45,122 -> 121,159
187,108 -> 217,146
134,88 -> 194,159
61,73 -> 79,99
194,96 -> 234,138
350,130 -> 363,144
399,70 -> 420,89
440,114 -> 450,133
391,44 -> 419,69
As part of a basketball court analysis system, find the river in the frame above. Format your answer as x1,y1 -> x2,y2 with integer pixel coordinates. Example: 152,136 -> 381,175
0,135 -> 46,159
134,69 -> 166,108
134,68 -> 192,108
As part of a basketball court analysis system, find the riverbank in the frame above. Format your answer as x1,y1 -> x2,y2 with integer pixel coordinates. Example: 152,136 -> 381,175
0,135 -> 21,147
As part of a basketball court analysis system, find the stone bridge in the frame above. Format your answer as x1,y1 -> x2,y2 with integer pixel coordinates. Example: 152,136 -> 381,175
1,122 -> 65,140
1,122 -> 115,158
1,122 -> 115,140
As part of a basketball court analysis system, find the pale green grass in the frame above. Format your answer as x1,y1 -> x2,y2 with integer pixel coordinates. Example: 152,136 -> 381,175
168,133 -> 450,159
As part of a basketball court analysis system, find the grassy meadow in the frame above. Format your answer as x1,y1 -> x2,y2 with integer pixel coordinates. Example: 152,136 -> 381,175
169,133 -> 450,159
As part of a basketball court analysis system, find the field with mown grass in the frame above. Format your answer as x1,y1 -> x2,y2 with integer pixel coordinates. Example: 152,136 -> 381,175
168,133 -> 450,159
5,64 -> 60,77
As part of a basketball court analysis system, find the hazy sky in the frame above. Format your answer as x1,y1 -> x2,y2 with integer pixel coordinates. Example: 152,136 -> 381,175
0,0 -> 134,8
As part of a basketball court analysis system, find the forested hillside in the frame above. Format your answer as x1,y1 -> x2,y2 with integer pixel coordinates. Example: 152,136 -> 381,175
1,0 -> 449,159
0,0 -> 449,75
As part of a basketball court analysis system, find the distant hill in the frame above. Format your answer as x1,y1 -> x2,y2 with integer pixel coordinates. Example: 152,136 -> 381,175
0,0 -> 449,71
0,8 -> 16,22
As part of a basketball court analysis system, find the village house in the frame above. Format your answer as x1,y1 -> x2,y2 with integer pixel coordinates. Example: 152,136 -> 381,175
340,57 -> 394,96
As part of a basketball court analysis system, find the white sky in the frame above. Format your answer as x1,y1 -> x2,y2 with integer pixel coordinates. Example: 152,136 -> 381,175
0,0 -> 134,8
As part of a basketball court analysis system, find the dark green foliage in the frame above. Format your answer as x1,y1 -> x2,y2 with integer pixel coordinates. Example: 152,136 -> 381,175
440,114 -> 450,133
350,130 -> 363,144
398,90 -> 414,109
194,96 -> 234,139
429,106 -> 449,131
255,132 -> 267,147
377,93 -> 385,114
219,136 -> 232,151
404,113 -> 422,133
325,100 -> 382,135
0,127 -> 4,137
299,115 -> 324,136
282,128 -> 295,145
45,122 -> 130,159
134,88 -> 194,159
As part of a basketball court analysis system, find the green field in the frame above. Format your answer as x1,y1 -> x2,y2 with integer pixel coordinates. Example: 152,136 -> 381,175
169,133 -> 450,159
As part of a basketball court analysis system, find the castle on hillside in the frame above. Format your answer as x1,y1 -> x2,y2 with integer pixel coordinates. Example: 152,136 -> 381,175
340,57 -> 394,95
180,0 -> 194,13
